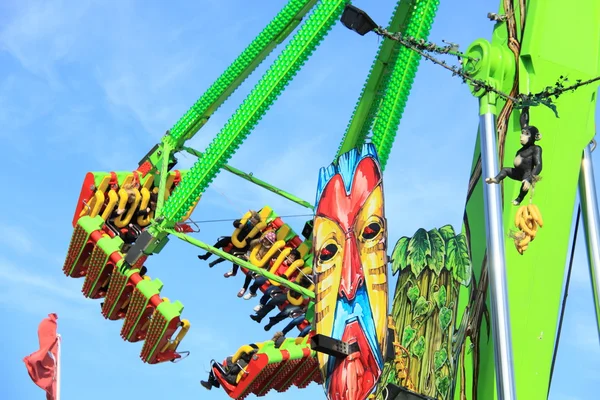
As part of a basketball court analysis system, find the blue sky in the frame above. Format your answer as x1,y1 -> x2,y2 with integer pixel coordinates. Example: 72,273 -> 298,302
0,1 -> 598,400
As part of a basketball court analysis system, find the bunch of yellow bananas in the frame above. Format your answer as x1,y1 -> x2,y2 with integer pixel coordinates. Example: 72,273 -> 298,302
513,204 -> 544,254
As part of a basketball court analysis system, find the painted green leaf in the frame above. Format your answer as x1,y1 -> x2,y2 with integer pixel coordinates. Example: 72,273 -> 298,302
402,325 -> 417,348
434,348 -> 448,371
446,233 -> 472,286
407,228 -> 431,278
414,296 -> 429,317
433,285 -> 447,309
436,374 -> 451,398
427,228 -> 445,275
411,335 -> 426,359
391,236 -> 410,274
438,224 -> 456,242
439,307 -> 452,331
407,285 -> 419,304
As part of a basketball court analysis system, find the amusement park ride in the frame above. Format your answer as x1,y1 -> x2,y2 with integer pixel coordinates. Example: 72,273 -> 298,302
61,0 -> 600,399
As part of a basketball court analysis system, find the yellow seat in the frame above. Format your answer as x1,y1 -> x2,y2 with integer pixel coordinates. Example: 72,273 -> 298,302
250,239 -> 286,267
276,225 -> 291,241
80,175 -> 111,218
296,241 -> 310,258
287,266 -> 314,305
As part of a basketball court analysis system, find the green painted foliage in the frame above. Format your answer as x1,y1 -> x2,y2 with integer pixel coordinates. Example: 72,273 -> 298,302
436,375 -> 450,398
439,307 -> 452,331
414,296 -> 430,317
392,236 -> 410,274
446,234 -> 472,286
434,348 -> 448,371
434,285 -> 447,309
427,228 -> 446,275
412,335 -> 426,359
438,224 -> 456,242
402,325 -> 417,348
408,229 -> 431,278
408,285 -> 420,304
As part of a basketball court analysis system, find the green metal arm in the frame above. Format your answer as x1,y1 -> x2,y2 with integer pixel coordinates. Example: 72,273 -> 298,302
337,0 -> 418,157
168,0 -> 319,146
164,228 -> 315,299
154,0 -> 348,229
336,0 -> 440,170
369,0 -> 439,169
138,0 -> 320,178
182,146 -> 314,210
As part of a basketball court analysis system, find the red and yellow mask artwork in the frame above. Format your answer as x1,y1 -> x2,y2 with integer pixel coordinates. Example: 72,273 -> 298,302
313,143 -> 388,400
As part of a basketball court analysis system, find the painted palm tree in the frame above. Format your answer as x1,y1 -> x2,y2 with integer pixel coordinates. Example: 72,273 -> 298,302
375,225 -> 472,400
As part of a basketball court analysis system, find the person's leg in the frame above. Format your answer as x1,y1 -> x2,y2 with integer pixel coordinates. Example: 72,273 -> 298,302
251,301 -> 276,323
299,325 -> 311,337
214,236 -> 232,249
281,315 -> 305,335
238,274 -> 253,297
224,263 -> 240,278
199,236 -> 232,260
244,276 -> 268,300
252,294 -> 286,322
200,369 -> 221,390
264,309 -> 291,331
209,257 -> 226,268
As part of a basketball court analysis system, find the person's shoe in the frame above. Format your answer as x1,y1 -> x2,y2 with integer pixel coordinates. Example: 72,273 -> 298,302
200,381 -> 212,390
243,292 -> 257,300
208,260 -> 219,268
198,254 -> 210,261
224,270 -> 236,278
264,324 -> 272,331
253,304 -> 263,312
250,314 -> 262,323
237,288 -> 246,297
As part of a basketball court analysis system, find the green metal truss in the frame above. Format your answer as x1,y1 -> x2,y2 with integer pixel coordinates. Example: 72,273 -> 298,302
456,1 -> 600,399
336,0 -> 439,170
168,0 -> 319,146
154,0 -> 349,229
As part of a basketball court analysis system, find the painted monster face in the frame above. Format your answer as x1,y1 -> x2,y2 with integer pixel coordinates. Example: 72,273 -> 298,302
313,144 -> 388,400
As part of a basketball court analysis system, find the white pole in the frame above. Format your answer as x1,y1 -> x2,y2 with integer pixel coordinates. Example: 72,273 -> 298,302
56,334 -> 61,400
579,144 -> 600,339
479,111 -> 517,400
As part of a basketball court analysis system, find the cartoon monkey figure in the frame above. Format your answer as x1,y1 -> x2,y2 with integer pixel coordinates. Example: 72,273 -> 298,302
485,106 -> 542,205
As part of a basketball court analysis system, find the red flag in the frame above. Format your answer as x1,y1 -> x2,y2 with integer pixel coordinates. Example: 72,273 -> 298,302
23,313 -> 59,400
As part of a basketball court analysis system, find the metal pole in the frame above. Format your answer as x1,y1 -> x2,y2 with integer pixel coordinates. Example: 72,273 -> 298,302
578,143 -> 600,338
182,146 -> 314,210
479,112 -> 517,400
164,228 -> 316,299
56,334 -> 61,400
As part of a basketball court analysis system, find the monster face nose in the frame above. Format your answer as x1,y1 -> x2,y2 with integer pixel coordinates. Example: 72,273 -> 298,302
339,235 -> 364,300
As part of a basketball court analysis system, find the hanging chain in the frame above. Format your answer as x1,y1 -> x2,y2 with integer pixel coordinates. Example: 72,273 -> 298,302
373,27 -> 600,114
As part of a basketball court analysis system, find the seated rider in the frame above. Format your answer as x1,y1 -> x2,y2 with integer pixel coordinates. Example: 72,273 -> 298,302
281,309 -> 311,337
200,343 -> 260,390
254,273 -> 312,326
197,211 -> 262,274
135,191 -> 158,218
252,285 -> 284,313
263,304 -> 305,331
237,231 -> 277,298
243,249 -> 302,300
250,286 -> 289,323
109,184 -> 138,221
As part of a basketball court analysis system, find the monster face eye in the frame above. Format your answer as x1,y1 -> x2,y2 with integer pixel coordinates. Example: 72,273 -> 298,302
319,243 -> 339,263
361,222 -> 382,240
360,218 -> 384,243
